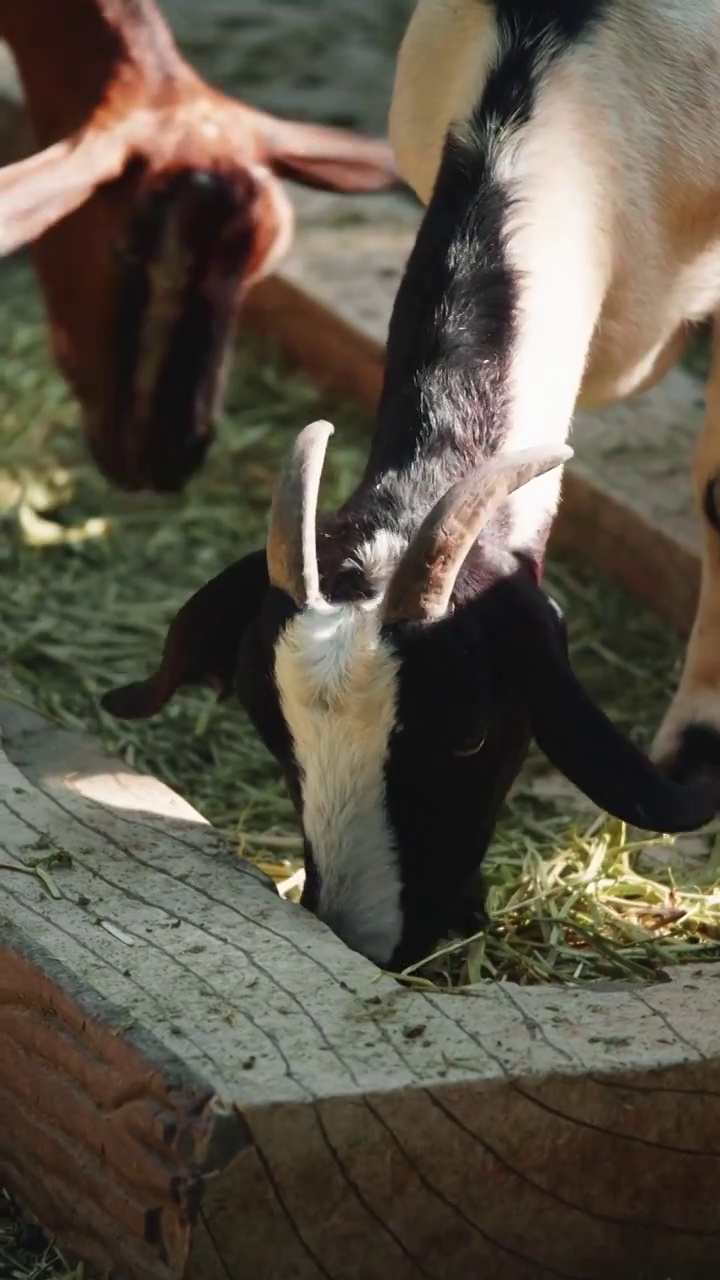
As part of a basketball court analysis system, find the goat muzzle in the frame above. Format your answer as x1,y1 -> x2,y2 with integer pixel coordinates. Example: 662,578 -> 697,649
80,164 -> 261,491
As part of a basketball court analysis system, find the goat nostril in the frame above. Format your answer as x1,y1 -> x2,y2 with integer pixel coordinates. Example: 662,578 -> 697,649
85,431 -> 208,495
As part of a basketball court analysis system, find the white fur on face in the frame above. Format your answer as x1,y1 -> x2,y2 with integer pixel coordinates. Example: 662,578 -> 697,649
274,596 -> 404,965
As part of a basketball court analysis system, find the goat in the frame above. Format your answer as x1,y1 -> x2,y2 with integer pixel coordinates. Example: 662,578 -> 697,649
102,0 -> 719,969
0,0 -> 399,493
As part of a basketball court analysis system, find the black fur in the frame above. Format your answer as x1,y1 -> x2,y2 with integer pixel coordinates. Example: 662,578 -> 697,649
494,0 -> 609,46
383,597 -> 530,966
357,0 -> 609,549
661,724 -> 720,797
368,155 -> 515,482
491,0 -> 604,43
365,111 -> 516,504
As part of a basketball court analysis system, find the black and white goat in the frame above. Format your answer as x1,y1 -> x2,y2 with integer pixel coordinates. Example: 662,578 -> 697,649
103,0 -> 720,968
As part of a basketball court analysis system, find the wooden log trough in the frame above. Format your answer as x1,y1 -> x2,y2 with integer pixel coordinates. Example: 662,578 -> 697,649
1,45 -> 720,1280
3,689 -> 720,1280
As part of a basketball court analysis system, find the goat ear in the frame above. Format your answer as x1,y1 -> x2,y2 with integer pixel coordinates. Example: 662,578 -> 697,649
495,581 -> 716,833
262,118 -> 400,194
0,128 -> 131,256
101,550 -> 268,721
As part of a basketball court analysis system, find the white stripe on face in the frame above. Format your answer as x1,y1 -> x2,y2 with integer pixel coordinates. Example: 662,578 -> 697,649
274,601 -> 403,965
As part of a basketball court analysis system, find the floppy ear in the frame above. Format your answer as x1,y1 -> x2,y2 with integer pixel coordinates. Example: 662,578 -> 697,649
493,579 -> 716,833
261,117 -> 401,194
0,127 -> 132,256
101,550 -> 268,720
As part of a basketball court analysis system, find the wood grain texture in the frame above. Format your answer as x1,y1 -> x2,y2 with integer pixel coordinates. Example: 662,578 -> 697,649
2,685 -> 720,1280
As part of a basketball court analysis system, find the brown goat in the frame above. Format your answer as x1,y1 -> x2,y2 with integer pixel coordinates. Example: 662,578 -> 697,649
0,0 -> 400,492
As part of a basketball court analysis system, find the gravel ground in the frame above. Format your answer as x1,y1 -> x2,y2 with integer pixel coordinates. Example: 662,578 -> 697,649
159,0 -> 412,133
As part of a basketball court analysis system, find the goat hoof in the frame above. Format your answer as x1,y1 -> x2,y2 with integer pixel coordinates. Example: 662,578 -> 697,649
655,722 -> 720,806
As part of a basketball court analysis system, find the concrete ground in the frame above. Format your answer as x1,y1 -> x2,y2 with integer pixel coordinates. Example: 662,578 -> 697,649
159,0 -> 411,133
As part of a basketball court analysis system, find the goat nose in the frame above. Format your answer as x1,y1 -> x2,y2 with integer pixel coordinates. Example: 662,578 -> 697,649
85,423 -> 211,494
85,437 -> 144,492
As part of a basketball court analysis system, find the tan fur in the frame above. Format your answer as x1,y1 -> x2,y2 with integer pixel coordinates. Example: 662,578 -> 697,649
389,0 -> 499,204
391,3 -> 720,412
0,0 -> 399,492
390,0 -> 720,757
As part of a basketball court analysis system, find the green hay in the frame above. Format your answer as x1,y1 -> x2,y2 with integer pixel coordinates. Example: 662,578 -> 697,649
0,1189 -> 81,1280
1,254 -> 719,988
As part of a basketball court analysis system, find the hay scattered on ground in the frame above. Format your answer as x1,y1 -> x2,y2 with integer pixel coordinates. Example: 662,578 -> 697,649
1,254 -> 719,990
0,1190 -> 80,1279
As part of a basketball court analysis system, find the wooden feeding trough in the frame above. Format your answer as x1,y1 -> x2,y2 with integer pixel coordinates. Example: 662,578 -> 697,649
2,59 -> 719,1280
3,690 -> 720,1280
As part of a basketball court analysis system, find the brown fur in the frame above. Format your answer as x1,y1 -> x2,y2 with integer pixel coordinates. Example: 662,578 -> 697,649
0,0 -> 400,491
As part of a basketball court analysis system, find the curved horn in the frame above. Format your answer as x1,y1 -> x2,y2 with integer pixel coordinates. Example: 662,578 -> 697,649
382,444 -> 573,625
266,420 -> 334,607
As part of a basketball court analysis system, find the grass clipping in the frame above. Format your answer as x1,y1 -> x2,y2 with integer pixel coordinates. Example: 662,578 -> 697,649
0,1188 -> 82,1280
1,256 -> 720,990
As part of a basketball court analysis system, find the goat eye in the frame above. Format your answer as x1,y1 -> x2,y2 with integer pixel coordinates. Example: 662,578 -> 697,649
453,731 -> 487,758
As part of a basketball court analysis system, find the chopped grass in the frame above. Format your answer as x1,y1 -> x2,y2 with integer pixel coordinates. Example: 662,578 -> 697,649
401,817 -> 720,990
0,1190 -> 81,1279
1,253 -> 719,989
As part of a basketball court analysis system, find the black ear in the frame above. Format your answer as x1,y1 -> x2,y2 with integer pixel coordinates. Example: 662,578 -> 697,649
101,550 -> 268,720
492,578 -> 716,833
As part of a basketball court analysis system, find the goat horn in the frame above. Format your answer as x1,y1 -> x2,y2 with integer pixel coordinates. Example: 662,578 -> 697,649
266,420 -> 334,607
382,444 -> 573,625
